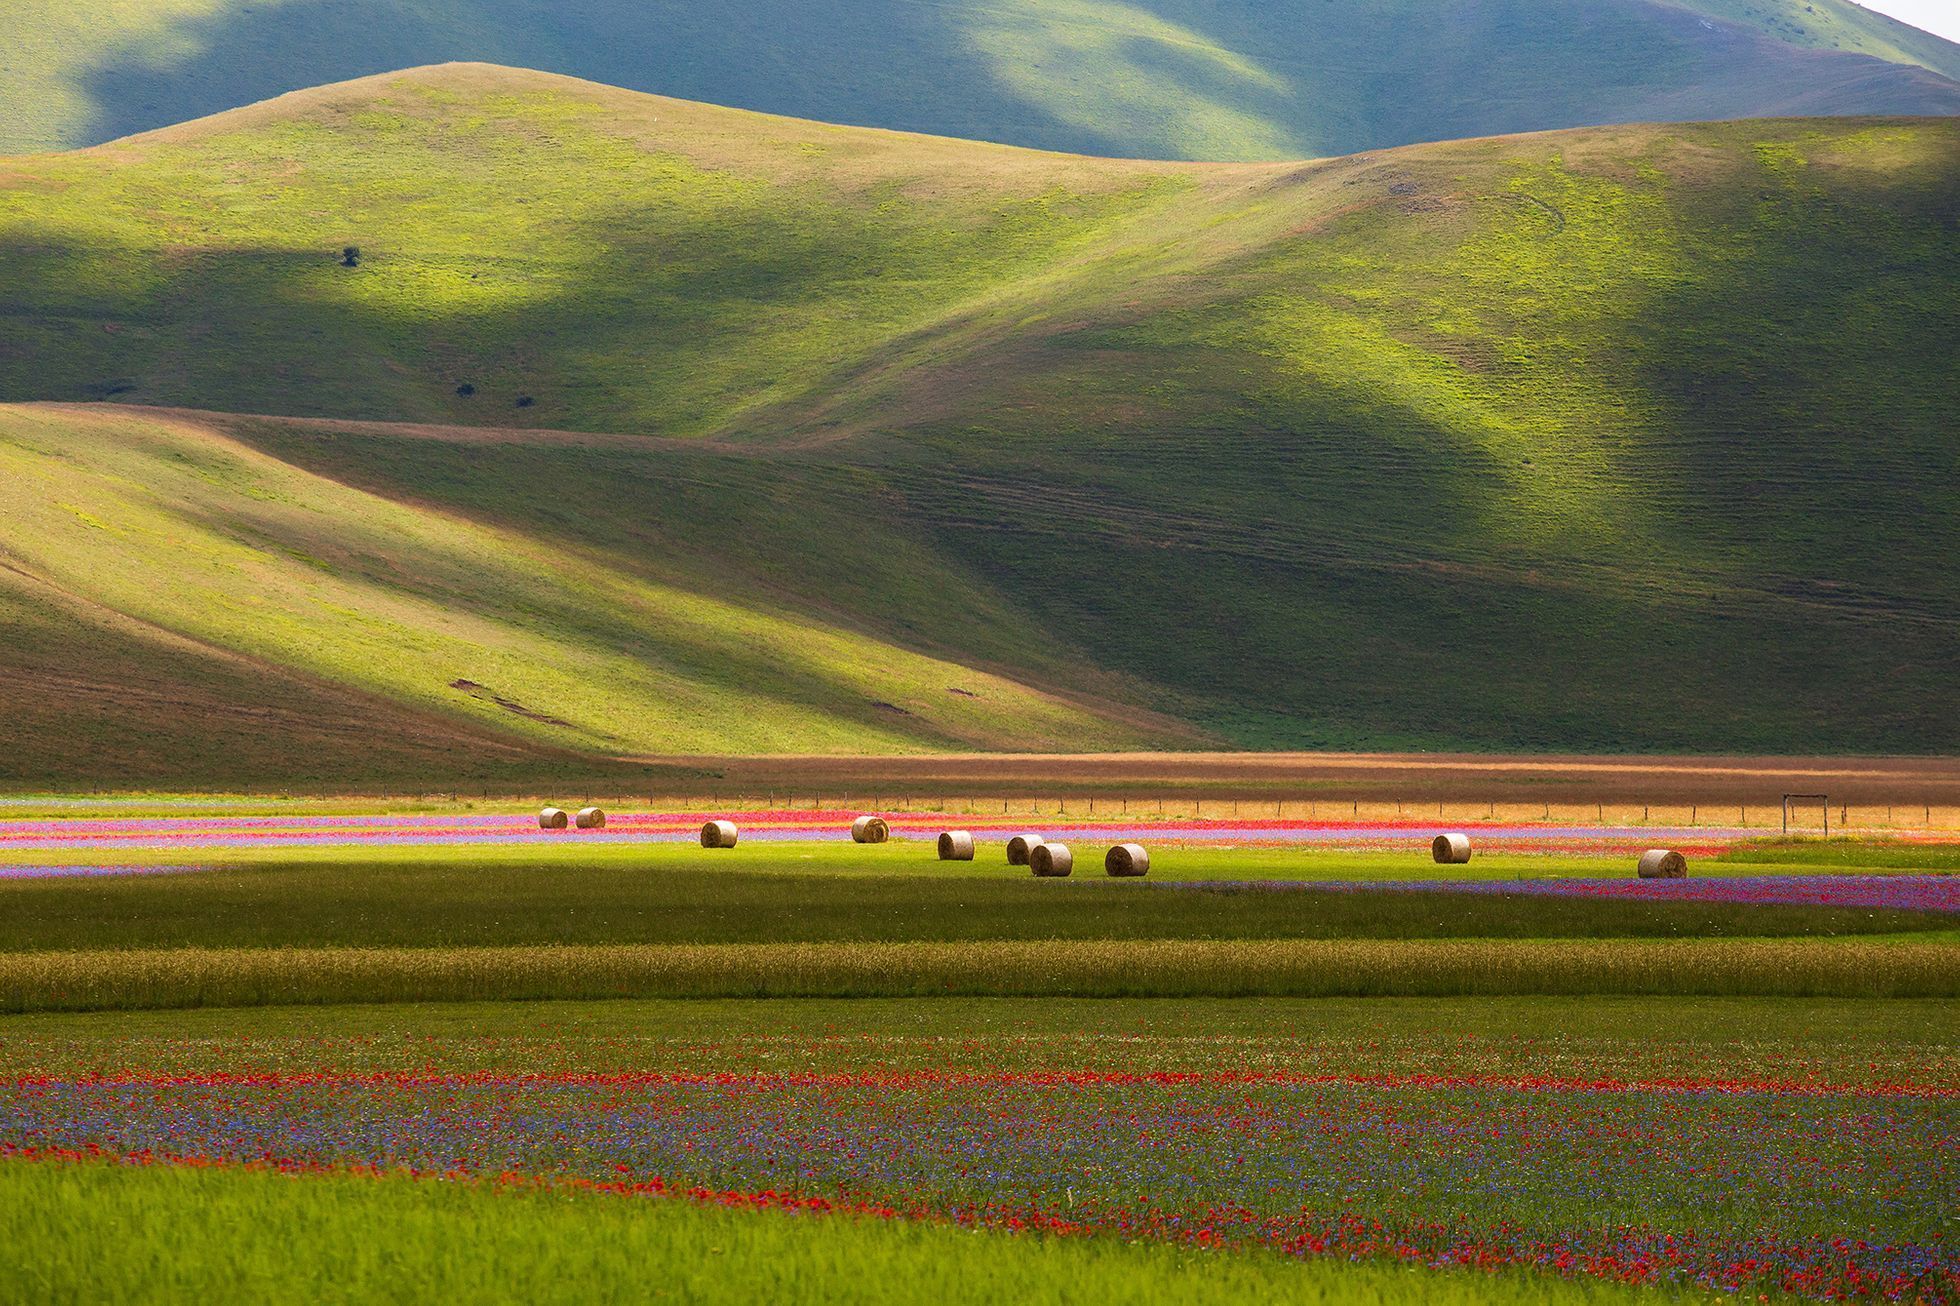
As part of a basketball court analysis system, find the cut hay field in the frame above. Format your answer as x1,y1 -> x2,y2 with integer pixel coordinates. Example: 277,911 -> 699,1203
1,66 -> 1956,778
0,823 -> 1954,1009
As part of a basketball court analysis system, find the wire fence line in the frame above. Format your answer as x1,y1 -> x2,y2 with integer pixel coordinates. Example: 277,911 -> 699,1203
357,794 -> 1960,832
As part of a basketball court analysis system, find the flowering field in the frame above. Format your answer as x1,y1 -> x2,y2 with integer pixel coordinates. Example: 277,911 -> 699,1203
0,809 -> 1952,1299
1,997 -> 1953,1302
1160,875 -> 1960,913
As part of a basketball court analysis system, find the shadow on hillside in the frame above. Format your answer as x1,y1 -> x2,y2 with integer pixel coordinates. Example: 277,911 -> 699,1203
0,156 -> 1066,431
1608,141 -> 1960,745
71,0 -> 1104,155
1625,144 -> 1960,599
0,163 -> 1185,739
842,140 -> 1960,751
157,482 -> 1010,750
9,95 -> 1958,753
54,0 -> 1960,158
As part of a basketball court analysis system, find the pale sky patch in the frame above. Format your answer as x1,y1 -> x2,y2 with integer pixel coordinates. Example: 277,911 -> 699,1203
1850,0 -> 1960,44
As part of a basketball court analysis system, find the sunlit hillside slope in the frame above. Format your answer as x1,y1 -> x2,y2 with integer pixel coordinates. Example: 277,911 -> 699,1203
0,66 -> 1954,778
0,403 -> 1184,785
2,0 -> 1957,157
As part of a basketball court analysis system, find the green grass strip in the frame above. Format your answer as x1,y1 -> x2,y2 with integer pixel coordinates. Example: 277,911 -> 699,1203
0,1158 -> 1652,1306
2,938 -> 1953,1012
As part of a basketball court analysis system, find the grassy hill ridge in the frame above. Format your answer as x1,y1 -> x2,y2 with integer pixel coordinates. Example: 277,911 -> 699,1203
0,66 -> 1954,777
2,0 -> 1957,159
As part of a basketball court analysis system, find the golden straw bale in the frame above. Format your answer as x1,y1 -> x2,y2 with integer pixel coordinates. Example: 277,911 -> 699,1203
1030,842 -> 1073,877
1006,834 -> 1045,866
1637,849 -> 1688,879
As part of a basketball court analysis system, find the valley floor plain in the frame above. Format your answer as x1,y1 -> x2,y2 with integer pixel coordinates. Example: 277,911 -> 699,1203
1,816 -> 1954,1301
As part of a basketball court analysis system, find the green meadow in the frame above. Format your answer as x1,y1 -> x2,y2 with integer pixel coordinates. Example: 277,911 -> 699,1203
0,68 -> 1955,779
1,844 -> 1952,953
0,1147 -> 1656,1306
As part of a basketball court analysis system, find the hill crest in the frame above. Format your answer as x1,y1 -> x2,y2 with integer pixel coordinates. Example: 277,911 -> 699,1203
3,0 -> 1956,160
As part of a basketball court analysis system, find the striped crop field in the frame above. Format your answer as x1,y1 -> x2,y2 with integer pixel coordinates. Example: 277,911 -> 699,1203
0,997 -> 1953,1302
4,938 -> 1959,1011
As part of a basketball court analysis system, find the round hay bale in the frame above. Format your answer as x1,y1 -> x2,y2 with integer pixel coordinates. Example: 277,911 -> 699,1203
1029,842 -> 1073,877
1105,843 -> 1149,877
850,815 -> 890,844
937,830 -> 975,861
700,819 -> 739,849
538,807 -> 569,830
1432,832 -> 1472,864
1637,848 -> 1688,879
1005,834 -> 1046,866
574,806 -> 606,830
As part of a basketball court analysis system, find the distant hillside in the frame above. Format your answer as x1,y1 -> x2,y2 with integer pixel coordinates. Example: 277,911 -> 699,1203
3,0 -> 1958,158
0,66 -> 1953,778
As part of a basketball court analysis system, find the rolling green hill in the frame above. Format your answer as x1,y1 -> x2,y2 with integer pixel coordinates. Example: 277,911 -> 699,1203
0,402 -> 1184,784
2,0 -> 1958,159
0,66 -> 1955,779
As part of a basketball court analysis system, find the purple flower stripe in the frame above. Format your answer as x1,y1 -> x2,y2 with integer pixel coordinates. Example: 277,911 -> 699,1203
1158,875 -> 1960,913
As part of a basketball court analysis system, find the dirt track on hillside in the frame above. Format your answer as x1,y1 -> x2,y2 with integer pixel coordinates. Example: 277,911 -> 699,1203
642,752 -> 1960,805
